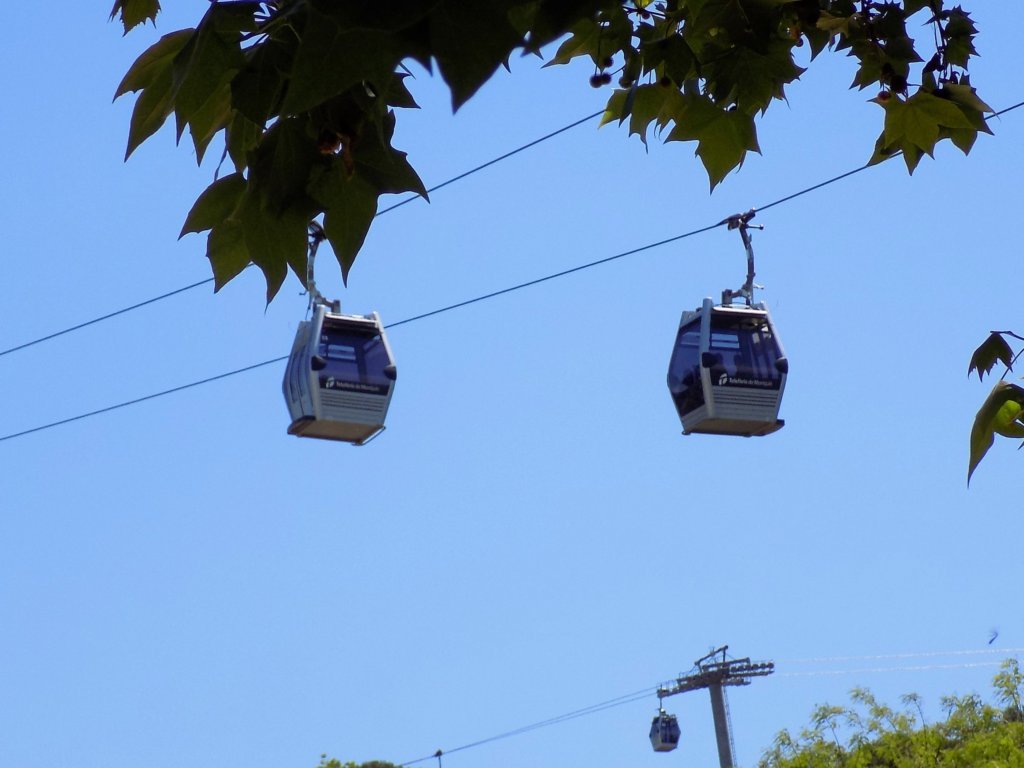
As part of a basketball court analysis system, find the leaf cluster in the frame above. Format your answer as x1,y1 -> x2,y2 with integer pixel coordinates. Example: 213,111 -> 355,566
966,331 -> 1024,483
112,0 -> 626,301
759,660 -> 1024,768
551,2 -> 990,184
112,1 -> 989,301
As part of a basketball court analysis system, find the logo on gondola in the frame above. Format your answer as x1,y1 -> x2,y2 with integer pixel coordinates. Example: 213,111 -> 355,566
320,375 -> 388,395
718,373 -> 729,386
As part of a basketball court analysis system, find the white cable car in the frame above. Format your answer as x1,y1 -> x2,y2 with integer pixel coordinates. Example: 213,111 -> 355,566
283,224 -> 396,444
667,211 -> 787,437
283,302 -> 397,444
650,709 -> 681,752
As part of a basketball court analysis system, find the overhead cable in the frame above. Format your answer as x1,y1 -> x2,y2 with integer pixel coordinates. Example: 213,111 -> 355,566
2,99 -> 1022,443
0,277 -> 216,359
399,686 -> 658,766
779,647 -> 1024,664
776,661 -> 1008,678
0,111 -> 604,360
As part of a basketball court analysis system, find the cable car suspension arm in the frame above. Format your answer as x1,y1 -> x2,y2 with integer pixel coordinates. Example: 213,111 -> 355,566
720,210 -> 764,306
306,221 -> 340,312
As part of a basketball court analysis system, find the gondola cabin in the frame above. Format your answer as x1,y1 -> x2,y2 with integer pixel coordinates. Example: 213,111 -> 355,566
667,297 -> 787,437
650,710 -> 681,752
283,303 -> 397,444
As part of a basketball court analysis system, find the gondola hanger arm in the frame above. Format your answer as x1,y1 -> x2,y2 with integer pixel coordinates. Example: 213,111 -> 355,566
306,221 -> 340,313
719,209 -> 764,306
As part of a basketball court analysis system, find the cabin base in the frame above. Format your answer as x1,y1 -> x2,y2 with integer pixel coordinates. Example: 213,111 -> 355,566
287,416 -> 383,445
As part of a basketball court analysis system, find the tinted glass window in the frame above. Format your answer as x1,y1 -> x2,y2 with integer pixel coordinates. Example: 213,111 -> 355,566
708,312 -> 782,389
668,319 -> 704,416
317,323 -> 392,394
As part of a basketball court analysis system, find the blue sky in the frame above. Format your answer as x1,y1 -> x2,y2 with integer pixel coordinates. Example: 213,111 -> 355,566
2,4 -> 1022,768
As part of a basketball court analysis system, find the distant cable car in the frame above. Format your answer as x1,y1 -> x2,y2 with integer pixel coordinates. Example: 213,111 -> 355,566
650,709 -> 681,752
667,211 -> 788,437
283,223 -> 397,444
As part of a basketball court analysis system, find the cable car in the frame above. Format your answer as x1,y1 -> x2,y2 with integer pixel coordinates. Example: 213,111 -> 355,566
283,302 -> 397,444
650,709 -> 681,752
666,210 -> 788,437
667,297 -> 787,436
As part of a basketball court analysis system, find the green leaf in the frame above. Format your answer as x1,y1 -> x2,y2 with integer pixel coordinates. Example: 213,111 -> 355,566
206,218 -> 251,291
944,8 -> 979,68
124,61 -> 176,160
969,381 -> 1024,484
942,83 -> 994,123
546,18 -> 601,67
352,112 -> 428,198
666,94 -> 759,190
524,0 -> 617,52
225,113 -> 262,173
248,117 -> 323,215
182,80 -> 233,163
170,6 -> 245,145
231,38 -> 292,124
115,29 -> 193,99
902,0 -> 931,15
428,0 -> 525,110
282,7 -> 407,115
310,162 -> 380,285
236,192 -> 309,302
626,84 -> 672,144
875,90 -> 976,171
968,332 -> 1014,382
599,88 -> 629,127
703,42 -> 805,114
180,173 -> 246,238
110,0 -> 160,35
640,35 -> 697,83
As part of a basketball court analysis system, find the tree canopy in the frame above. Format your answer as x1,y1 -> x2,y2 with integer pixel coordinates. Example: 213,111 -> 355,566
759,659 -> 1024,768
110,0 -> 989,302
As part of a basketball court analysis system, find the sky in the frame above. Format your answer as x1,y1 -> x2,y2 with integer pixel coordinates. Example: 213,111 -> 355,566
2,4 -> 1023,768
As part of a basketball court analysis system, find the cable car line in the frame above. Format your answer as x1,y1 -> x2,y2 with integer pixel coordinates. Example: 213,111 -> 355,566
0,111 -> 604,361
0,277 -> 217,359
779,646 -> 1024,664
385,221 -> 724,330
3,99 -> 1023,444
0,356 -> 288,443
777,660 -> 1007,678
399,686 -> 658,766
377,109 -> 604,217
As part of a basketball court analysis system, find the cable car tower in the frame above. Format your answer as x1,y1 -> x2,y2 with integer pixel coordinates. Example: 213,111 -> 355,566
652,645 -> 774,768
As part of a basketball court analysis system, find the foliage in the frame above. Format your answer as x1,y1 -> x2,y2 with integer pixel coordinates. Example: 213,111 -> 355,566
110,1 -> 990,301
316,758 -> 399,768
759,659 -> 1024,767
967,332 -> 1024,483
